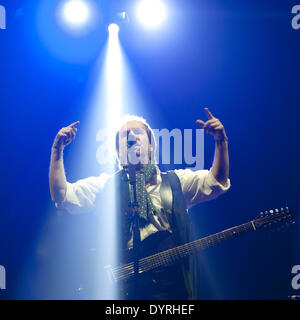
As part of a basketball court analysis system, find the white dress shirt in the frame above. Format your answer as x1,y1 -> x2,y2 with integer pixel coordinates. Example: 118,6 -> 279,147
56,168 -> 230,245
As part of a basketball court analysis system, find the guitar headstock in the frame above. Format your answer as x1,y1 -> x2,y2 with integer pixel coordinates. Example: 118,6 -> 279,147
254,207 -> 297,231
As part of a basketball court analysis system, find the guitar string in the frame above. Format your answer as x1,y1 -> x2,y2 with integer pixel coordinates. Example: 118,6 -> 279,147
112,213 -> 289,280
111,222 -> 254,280
113,236 -> 216,281
112,231 -> 229,280
109,211 -> 289,279
114,224 -> 252,280
117,216 -> 283,280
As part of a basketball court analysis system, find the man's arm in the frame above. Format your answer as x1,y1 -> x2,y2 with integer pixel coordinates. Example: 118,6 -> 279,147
49,121 -> 80,203
211,137 -> 229,187
196,108 -> 229,186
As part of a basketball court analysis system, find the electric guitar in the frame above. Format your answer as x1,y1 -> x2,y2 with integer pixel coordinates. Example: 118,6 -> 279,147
105,207 -> 297,283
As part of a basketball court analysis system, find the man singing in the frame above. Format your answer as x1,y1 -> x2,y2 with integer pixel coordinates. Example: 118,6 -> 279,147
49,108 -> 230,299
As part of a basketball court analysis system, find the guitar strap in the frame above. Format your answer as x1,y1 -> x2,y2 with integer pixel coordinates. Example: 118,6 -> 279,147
159,172 -> 173,218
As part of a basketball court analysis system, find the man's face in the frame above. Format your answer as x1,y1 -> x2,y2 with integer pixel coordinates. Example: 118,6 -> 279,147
118,121 -> 151,166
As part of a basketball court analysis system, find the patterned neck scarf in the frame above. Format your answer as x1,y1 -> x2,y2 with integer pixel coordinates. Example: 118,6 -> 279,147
129,163 -> 157,222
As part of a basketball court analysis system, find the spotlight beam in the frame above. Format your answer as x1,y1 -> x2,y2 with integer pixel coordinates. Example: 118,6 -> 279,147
95,23 -> 123,299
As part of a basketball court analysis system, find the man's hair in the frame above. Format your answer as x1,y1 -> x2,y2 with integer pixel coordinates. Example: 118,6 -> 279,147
115,114 -> 157,166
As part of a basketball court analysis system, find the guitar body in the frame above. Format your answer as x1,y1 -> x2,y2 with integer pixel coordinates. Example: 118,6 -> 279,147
119,231 -> 189,300
106,207 -> 296,290
78,207 -> 295,299
76,231 -> 189,299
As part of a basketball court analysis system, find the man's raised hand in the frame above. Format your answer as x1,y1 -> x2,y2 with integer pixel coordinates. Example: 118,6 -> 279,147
52,121 -> 80,151
196,108 -> 227,141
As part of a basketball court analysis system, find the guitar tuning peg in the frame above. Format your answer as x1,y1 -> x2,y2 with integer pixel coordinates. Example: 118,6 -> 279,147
256,212 -> 262,219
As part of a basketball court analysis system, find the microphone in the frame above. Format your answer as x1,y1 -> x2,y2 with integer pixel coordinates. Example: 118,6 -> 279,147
127,164 -> 137,184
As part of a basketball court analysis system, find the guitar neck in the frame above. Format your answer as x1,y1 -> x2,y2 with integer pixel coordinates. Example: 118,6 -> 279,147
138,220 -> 257,273
107,207 -> 295,283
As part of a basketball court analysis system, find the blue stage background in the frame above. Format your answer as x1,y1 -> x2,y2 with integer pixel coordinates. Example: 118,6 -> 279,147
0,0 -> 299,299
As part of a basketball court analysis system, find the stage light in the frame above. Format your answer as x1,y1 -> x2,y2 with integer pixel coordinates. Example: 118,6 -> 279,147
108,23 -> 120,35
78,21 -> 123,299
135,0 -> 167,29
120,11 -> 128,21
62,0 -> 91,27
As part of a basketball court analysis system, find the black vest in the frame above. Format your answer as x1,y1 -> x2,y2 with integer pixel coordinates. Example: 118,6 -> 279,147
93,169 -> 195,299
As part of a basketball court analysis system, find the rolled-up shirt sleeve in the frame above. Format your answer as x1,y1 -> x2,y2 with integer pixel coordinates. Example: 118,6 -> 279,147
174,168 -> 230,208
55,173 -> 110,214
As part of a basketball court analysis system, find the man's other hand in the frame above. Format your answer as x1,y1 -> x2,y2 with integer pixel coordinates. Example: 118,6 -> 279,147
196,108 -> 227,142
52,121 -> 80,151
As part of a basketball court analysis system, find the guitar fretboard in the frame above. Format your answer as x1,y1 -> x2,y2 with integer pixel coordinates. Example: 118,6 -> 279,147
111,220 -> 256,282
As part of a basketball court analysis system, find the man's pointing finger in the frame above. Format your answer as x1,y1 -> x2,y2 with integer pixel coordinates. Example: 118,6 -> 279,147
68,121 -> 80,128
204,108 -> 214,120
